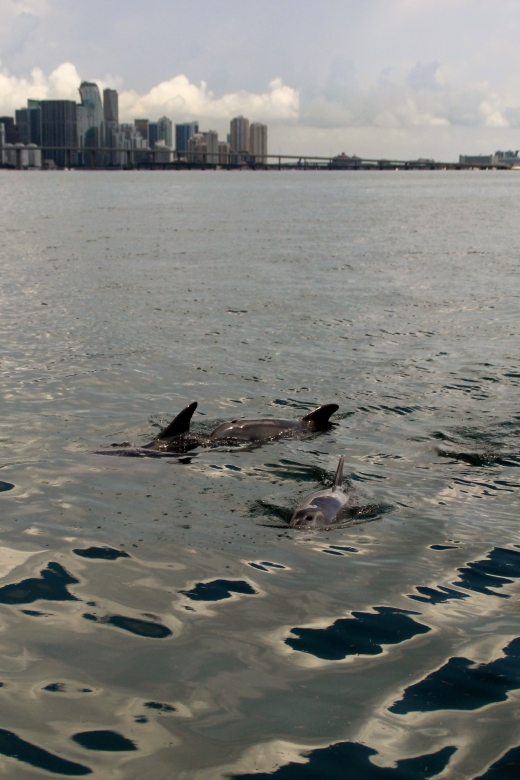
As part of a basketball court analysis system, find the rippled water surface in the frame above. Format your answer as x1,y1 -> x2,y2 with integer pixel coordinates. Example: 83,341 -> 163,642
1,170 -> 519,778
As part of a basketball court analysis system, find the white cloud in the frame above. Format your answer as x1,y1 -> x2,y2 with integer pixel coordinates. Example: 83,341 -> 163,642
118,75 -> 299,125
0,61 -> 80,113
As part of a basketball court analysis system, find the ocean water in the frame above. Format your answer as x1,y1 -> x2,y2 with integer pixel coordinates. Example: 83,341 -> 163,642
0,168 -> 519,779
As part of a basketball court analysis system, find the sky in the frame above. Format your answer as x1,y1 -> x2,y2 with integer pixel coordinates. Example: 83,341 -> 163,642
2,0 -> 520,159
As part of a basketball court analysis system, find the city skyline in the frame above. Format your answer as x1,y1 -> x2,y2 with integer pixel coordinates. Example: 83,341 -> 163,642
2,1 -> 520,160
1,80 -> 269,167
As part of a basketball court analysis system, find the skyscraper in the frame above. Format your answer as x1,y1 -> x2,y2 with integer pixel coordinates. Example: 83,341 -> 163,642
40,100 -> 77,167
249,122 -> 268,162
157,116 -> 173,148
230,116 -> 250,154
175,122 -> 199,155
206,129 -> 219,164
103,88 -> 118,164
15,103 -> 41,146
0,117 -> 20,144
78,82 -> 104,147
103,89 -> 118,123
148,122 -> 158,149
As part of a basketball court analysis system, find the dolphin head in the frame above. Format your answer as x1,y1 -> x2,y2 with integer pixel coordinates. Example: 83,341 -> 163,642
289,506 -> 328,530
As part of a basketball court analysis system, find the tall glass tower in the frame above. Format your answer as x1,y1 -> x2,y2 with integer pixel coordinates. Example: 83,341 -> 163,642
175,122 -> 199,155
78,82 -> 104,164
40,100 -> 77,167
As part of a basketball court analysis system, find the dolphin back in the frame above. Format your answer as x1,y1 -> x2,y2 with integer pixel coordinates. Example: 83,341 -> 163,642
333,455 -> 345,489
301,404 -> 339,427
156,401 -> 198,440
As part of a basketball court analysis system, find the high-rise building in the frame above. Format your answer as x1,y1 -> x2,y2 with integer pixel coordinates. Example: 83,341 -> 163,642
175,122 -> 199,155
40,100 -> 77,166
206,129 -> 219,164
157,116 -> 173,147
78,82 -> 104,148
134,119 -> 149,146
148,122 -> 158,149
103,88 -> 118,162
15,103 -> 41,146
103,89 -> 118,123
15,109 -> 30,145
230,116 -> 250,154
0,117 -> 20,144
249,122 -> 268,162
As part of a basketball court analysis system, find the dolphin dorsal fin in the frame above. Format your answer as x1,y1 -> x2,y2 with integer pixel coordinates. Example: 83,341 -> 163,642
156,402 -> 197,440
333,456 -> 345,489
301,404 -> 339,425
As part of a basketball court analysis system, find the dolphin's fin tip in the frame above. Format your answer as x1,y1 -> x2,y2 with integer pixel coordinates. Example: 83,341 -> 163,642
156,401 -> 197,440
333,455 -> 344,489
301,403 -> 339,425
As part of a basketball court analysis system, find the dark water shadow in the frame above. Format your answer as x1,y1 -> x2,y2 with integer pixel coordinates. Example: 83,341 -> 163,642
229,742 -> 456,779
73,547 -> 130,561
144,701 -> 176,712
248,561 -> 287,572
286,607 -> 430,661
436,448 -> 518,467
0,729 -> 91,775
82,613 -> 172,638
452,547 -> 520,599
44,683 -> 92,694
430,545 -> 460,551
408,586 -> 469,605
389,637 -> 520,714
474,745 -> 520,779
72,730 -> 136,752
179,580 -> 257,602
0,562 -> 79,605
0,482 -> 14,493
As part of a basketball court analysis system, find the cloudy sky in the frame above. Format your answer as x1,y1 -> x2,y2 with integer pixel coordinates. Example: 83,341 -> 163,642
2,0 -> 520,159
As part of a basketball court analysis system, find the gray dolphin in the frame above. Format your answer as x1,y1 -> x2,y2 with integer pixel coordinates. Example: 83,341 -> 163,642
208,404 -> 339,442
289,456 -> 349,529
98,401 -> 201,456
98,402 -> 338,456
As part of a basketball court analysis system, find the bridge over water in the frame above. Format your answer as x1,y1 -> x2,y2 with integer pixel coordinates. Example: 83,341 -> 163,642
0,146 -> 515,171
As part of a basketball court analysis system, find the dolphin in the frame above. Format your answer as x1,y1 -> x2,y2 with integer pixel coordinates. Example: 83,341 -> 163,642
208,404 -> 339,442
98,401 -> 201,456
97,402 -> 338,456
289,456 -> 349,530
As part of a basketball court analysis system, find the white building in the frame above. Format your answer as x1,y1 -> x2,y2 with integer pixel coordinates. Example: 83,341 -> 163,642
230,115 -> 250,154
250,122 -> 268,162
206,129 -> 219,164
